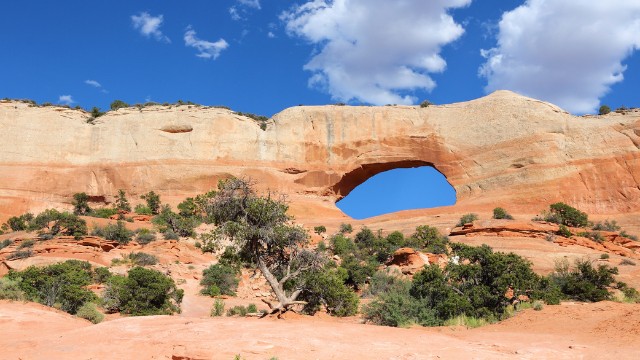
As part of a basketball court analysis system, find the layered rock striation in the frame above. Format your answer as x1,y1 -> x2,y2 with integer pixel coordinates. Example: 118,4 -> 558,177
1,91 -> 639,221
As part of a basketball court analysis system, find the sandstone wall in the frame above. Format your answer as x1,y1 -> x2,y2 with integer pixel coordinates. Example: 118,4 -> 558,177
1,91 -> 639,220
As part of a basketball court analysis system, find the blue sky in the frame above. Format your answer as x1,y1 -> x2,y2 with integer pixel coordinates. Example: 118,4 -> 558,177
1,1 -> 639,218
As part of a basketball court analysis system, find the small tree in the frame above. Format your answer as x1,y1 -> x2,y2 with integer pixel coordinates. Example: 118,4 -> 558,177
72,192 -> 92,215
201,178 -> 322,316
141,191 -> 161,215
110,100 -> 129,111
314,225 -> 327,235
115,190 -> 131,213
492,207 -> 513,220
599,105 -> 611,115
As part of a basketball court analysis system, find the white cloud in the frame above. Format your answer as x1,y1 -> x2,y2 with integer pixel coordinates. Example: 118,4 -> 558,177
268,31 -> 276,38
131,12 -> 170,43
480,0 -> 640,114
238,0 -> 261,10
184,27 -> 229,59
281,0 -> 471,105
229,7 -> 242,21
58,95 -> 74,105
85,80 -> 101,88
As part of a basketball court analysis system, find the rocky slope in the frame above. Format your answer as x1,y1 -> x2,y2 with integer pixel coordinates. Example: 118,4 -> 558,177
1,91 -> 639,222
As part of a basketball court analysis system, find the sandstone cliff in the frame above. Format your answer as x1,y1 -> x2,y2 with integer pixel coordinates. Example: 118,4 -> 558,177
1,91 -> 639,221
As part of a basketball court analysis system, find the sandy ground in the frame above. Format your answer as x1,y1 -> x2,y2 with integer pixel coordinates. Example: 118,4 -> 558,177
1,300 -> 639,360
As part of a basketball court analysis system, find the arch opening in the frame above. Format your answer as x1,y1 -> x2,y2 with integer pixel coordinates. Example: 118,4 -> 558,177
335,165 -> 456,219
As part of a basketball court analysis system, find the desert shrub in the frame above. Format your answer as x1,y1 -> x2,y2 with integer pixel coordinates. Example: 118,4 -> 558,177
211,298 -> 225,317
0,239 -> 12,250
93,267 -> 112,283
177,197 -> 198,218
619,231 -> 638,241
134,204 -> 152,215
420,100 -> 432,108
7,249 -> 33,260
90,107 -> 104,118
28,209 -> 88,239
226,305 -> 248,317
444,314 -> 489,328
89,207 -> 118,219
546,203 -> 589,228
557,224 -> 572,238
76,302 -> 104,324
17,239 -> 35,249
110,100 -> 129,111
152,205 -> 198,238
620,259 -> 636,266
114,190 -> 131,213
141,191 -> 161,215
7,213 -> 34,232
492,207 -> 514,220
314,225 -> 326,235
0,277 -> 25,300
128,252 -> 158,266
217,246 -> 243,271
72,192 -> 92,215
135,228 -> 157,245
363,269 -> 404,298
340,254 -> 377,290
550,258 -> 618,302
577,231 -> 604,243
297,267 -> 359,317
363,279 -> 438,327
163,229 -> 180,240
330,234 -> 356,257
532,300 -> 544,311
412,225 -> 449,254
456,213 -> 478,226
600,253 -> 610,260
317,241 -> 327,252
592,220 -> 620,231
246,303 -> 258,313
102,266 -> 183,315
200,263 -> 240,297
97,221 -> 133,244
599,105 -> 611,115
339,223 -> 353,234
8,260 -> 95,314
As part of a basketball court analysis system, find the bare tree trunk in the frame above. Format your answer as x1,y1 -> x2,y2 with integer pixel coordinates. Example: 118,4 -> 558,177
256,258 -> 306,316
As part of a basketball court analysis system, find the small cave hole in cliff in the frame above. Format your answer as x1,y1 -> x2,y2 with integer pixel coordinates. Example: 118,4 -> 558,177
336,166 -> 456,219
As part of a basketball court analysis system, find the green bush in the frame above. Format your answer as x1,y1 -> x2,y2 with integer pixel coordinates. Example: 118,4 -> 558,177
412,225 -> 449,254
114,190 -> 131,213
340,254 -> 377,290
89,207 -> 118,219
551,258 -> 618,302
28,209 -> 88,239
6,249 -> 34,260
76,302 -> 104,324
298,267 -> 359,317
0,277 -> 25,301
226,305 -> 248,316
246,303 -> 258,313
134,204 -> 153,215
599,105 -> 611,115
211,298 -> 225,316
314,225 -> 326,235
7,213 -> 34,231
577,231 -> 604,243
7,260 -> 95,314
456,213 -> 478,226
72,192 -> 92,215
0,239 -> 12,250
163,229 -> 180,240
420,100 -> 432,108
135,228 -> 157,245
492,207 -> 514,220
557,225 -> 572,238
363,279 -> 438,327
94,221 -> 133,244
330,234 -> 356,256
532,300 -> 544,311
110,100 -> 129,111
128,252 -> 158,266
102,266 -> 183,315
339,223 -> 353,234
141,191 -> 161,215
600,253 -> 610,260
200,263 -> 240,296
592,220 -> 620,231
547,203 -> 589,228
152,205 -> 198,238
93,267 -> 112,283
363,269 -> 404,298
619,231 -> 638,241
17,239 -> 35,249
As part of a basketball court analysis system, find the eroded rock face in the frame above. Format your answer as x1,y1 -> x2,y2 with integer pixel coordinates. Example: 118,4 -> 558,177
1,91 -> 639,221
